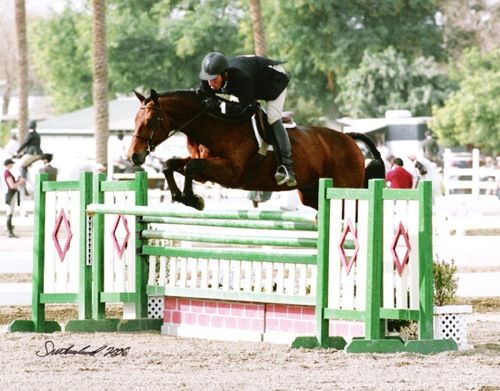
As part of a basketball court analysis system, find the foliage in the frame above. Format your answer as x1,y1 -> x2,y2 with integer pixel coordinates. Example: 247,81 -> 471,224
336,47 -> 453,118
29,7 -> 93,113
0,122 -> 15,147
268,0 -> 444,116
433,259 -> 458,306
28,0 -> 447,121
429,47 -> 500,155
29,0 -> 244,113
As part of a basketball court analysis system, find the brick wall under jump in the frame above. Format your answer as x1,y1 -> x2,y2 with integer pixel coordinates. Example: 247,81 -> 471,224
161,297 -> 364,344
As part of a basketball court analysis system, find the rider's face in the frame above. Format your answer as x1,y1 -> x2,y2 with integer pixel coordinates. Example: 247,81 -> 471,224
208,74 -> 224,91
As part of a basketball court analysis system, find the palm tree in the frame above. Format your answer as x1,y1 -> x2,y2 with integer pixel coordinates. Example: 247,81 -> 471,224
249,0 -> 267,56
14,0 -> 28,143
92,0 -> 109,168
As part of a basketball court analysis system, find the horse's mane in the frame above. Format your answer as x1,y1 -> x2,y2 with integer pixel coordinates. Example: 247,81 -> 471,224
141,89 -> 198,105
157,89 -> 198,98
148,88 -> 255,122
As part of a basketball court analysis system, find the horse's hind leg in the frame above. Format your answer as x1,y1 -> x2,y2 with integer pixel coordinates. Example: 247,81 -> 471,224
297,185 -> 319,210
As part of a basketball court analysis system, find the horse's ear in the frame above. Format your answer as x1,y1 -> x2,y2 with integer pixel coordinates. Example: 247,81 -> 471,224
150,89 -> 159,103
134,90 -> 145,102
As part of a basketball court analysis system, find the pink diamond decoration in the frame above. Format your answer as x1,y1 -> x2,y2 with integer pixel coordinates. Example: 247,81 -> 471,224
52,209 -> 73,262
337,218 -> 360,275
111,214 -> 130,259
391,222 -> 412,276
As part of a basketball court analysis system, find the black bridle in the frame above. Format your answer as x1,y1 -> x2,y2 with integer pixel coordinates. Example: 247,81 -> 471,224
132,103 -> 206,154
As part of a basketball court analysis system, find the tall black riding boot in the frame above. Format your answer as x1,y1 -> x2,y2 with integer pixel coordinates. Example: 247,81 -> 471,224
270,120 -> 296,187
7,215 -> 18,238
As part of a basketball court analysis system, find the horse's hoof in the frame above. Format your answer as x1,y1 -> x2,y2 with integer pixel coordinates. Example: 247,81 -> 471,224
192,195 -> 205,211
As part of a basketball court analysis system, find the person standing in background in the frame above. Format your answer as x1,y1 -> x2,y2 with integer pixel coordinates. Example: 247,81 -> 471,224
39,153 -> 58,181
385,157 -> 413,189
3,158 -> 25,238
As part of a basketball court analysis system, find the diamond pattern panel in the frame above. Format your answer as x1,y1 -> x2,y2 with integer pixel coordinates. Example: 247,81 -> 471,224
52,209 -> 73,262
111,214 -> 130,259
337,218 -> 359,275
391,221 -> 412,276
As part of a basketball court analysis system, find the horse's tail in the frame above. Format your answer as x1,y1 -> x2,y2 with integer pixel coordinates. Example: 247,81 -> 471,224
346,132 -> 386,188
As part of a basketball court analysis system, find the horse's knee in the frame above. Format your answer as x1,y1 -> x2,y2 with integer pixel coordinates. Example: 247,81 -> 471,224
165,158 -> 187,173
185,159 -> 204,175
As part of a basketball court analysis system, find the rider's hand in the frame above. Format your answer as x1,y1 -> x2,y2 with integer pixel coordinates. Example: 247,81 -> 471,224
202,97 -> 220,113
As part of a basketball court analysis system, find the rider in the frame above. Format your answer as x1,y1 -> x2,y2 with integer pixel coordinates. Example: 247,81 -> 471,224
16,120 -> 43,179
198,52 -> 296,187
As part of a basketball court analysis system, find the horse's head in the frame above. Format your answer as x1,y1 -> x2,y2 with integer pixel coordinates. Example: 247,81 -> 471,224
128,89 -> 172,166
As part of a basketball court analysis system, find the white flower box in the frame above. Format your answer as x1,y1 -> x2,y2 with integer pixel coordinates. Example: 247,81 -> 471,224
434,305 -> 473,349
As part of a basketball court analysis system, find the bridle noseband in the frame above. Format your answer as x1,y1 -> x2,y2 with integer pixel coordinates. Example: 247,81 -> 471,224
132,104 -> 164,154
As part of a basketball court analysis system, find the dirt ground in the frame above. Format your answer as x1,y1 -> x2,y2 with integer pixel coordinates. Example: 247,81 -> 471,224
0,301 -> 499,391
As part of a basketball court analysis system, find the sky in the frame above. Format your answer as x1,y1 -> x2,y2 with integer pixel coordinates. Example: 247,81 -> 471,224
25,0 -> 82,15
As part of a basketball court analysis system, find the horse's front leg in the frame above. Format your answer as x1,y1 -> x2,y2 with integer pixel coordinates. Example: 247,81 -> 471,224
162,157 -> 190,203
180,158 -> 242,210
180,159 -> 206,211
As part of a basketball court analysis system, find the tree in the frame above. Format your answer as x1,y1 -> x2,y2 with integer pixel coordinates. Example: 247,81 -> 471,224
429,48 -> 500,155
14,0 -> 28,143
336,47 -> 453,118
440,0 -> 500,57
30,8 -> 93,113
92,0 -> 109,167
29,0 -> 243,113
267,0 -> 445,118
0,2 -> 16,117
249,0 -> 266,56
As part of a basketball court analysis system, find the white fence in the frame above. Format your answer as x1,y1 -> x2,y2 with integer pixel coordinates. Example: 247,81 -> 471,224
442,148 -> 499,198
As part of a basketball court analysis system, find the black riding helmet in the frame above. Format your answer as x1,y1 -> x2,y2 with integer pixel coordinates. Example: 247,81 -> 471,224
199,52 -> 229,80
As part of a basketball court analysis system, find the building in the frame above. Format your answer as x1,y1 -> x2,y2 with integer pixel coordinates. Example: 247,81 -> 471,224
34,97 -> 187,179
337,110 -> 431,159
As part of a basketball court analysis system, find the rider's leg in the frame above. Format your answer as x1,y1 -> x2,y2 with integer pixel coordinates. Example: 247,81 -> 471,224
270,120 -> 296,186
266,68 -> 296,187
18,154 -> 41,178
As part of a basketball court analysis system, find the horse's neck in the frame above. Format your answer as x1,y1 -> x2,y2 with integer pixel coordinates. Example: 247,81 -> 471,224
161,95 -> 200,129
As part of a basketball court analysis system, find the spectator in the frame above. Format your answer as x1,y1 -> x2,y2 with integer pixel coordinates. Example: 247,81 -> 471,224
420,131 -> 441,165
3,158 -> 26,238
386,157 -> 413,189
39,153 -> 58,181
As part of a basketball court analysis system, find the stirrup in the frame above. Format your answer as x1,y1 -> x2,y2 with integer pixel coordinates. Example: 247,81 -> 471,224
275,165 -> 296,187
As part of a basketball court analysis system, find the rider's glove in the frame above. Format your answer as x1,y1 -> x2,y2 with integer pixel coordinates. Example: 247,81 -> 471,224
202,97 -> 220,113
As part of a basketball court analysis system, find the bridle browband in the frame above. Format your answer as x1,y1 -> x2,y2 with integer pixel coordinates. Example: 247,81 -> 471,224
132,102 -> 206,154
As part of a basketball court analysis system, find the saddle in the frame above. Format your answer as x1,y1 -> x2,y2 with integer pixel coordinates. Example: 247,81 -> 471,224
252,108 -> 296,156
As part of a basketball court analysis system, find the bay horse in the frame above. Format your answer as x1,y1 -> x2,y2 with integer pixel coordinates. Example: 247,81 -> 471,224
128,89 -> 385,210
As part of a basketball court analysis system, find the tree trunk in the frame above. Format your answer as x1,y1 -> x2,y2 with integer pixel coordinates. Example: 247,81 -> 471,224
92,0 -> 109,168
14,0 -> 28,143
2,80 -> 11,117
249,0 -> 267,56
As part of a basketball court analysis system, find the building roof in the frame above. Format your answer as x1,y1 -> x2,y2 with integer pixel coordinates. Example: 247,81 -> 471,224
37,97 -> 140,135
